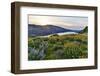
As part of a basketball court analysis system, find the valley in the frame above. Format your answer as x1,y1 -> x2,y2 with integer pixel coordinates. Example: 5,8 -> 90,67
28,24 -> 88,60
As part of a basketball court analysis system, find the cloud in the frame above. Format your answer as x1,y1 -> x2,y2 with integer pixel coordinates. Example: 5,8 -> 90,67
28,15 -> 88,30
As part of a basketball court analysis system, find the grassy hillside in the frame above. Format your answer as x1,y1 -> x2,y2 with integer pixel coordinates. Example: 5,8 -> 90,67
80,26 -> 88,33
28,33 -> 88,60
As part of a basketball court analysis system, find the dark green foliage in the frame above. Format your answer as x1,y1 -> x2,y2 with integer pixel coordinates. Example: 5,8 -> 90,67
50,34 -> 59,37
80,26 -> 88,33
28,33 -> 88,60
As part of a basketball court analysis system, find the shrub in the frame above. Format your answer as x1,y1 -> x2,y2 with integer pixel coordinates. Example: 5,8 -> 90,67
28,33 -> 88,60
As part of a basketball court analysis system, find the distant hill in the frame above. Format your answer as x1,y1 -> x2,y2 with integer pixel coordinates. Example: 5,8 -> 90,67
28,24 -> 82,36
80,26 -> 88,33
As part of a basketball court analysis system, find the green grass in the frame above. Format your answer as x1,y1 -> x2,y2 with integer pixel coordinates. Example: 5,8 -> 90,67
28,33 -> 88,60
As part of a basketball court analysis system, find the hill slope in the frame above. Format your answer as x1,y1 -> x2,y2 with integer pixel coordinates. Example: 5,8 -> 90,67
80,26 -> 88,33
28,24 -> 81,36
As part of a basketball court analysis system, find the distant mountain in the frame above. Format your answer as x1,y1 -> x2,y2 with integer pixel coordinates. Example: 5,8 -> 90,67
28,24 -> 82,36
80,26 -> 88,33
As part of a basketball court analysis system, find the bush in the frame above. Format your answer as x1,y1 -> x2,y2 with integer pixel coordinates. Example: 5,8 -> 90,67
28,33 -> 88,60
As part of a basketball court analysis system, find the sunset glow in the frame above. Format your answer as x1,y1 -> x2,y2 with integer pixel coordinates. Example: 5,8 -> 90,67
28,15 -> 88,30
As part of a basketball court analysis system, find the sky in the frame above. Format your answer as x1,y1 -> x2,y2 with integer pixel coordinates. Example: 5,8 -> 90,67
28,15 -> 88,30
